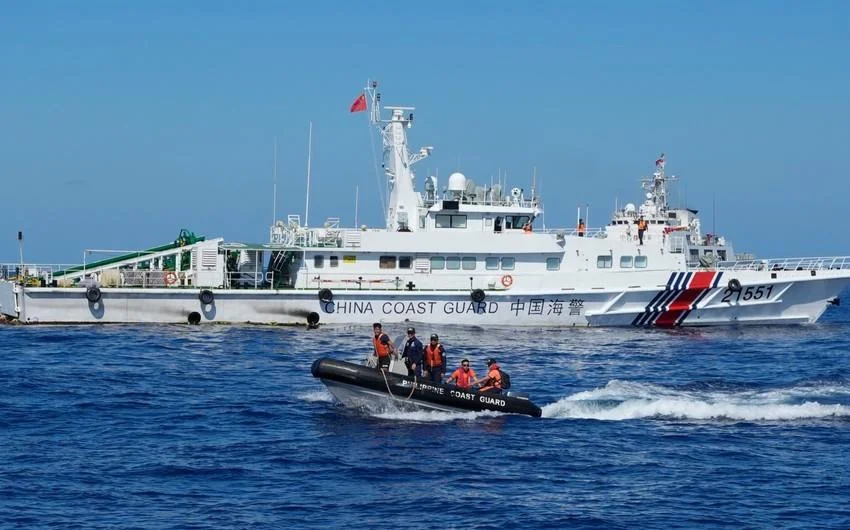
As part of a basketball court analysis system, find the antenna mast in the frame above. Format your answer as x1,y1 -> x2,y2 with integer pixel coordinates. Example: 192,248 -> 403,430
305,122 -> 313,228
531,166 -> 536,201
272,137 -> 278,225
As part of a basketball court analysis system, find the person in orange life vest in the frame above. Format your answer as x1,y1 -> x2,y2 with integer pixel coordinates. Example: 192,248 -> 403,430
445,358 -> 477,390
423,333 -> 446,383
478,358 -> 503,394
371,322 -> 397,370
578,218 -> 585,237
637,216 -> 647,245
401,326 -> 424,377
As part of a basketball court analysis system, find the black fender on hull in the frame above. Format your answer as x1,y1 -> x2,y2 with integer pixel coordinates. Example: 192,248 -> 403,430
311,357 -> 542,417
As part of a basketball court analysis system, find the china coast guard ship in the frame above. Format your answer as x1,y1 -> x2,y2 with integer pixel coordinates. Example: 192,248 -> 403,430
2,82 -> 849,326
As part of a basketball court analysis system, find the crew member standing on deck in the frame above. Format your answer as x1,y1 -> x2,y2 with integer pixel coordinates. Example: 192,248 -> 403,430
578,218 -> 586,237
401,326 -> 424,377
371,322 -> 397,371
423,334 -> 446,383
637,216 -> 648,245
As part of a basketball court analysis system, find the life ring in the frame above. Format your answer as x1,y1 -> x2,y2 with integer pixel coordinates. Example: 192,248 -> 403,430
500,275 -> 513,288
164,271 -> 178,285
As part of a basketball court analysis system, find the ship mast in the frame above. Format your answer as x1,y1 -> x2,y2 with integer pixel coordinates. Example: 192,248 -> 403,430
365,81 -> 433,232
641,153 -> 677,216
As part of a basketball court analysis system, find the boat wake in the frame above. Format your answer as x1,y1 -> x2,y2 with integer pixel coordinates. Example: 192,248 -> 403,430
542,379 -> 850,421
372,408 -> 503,422
298,390 -> 334,403
300,386 -> 503,421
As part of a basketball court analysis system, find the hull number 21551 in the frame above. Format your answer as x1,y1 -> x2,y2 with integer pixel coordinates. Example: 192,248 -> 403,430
721,285 -> 774,303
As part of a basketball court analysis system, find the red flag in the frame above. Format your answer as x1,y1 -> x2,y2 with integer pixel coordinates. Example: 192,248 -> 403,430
655,154 -> 666,168
349,93 -> 367,113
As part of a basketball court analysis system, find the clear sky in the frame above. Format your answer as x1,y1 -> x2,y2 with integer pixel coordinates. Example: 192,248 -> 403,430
2,1 -> 849,263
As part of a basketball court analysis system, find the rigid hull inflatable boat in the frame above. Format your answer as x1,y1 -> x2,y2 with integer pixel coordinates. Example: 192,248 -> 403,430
311,357 -> 542,418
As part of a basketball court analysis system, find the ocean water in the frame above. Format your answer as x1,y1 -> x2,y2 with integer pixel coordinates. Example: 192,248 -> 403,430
2,298 -> 849,529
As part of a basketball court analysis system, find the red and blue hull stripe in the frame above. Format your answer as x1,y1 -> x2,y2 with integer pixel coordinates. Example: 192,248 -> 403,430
632,271 -> 723,327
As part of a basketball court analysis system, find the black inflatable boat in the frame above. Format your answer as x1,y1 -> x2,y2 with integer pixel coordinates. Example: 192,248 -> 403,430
311,357 -> 542,418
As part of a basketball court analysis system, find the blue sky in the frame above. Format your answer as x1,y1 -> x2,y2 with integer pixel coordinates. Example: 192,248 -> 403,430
2,1 -> 849,263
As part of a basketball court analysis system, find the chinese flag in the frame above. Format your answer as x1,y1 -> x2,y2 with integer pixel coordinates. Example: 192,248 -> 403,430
349,93 -> 367,113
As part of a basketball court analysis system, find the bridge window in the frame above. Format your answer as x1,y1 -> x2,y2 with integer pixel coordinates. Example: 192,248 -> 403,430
597,255 -> 613,269
504,215 -> 531,230
329,256 -> 339,268
431,256 -> 445,270
435,214 -> 467,228
635,255 -> 648,268
446,256 -> 461,270
379,256 -> 397,269
501,257 -> 515,270
546,257 -> 561,271
462,257 -> 476,270
399,256 -> 412,269
485,257 -> 500,270
620,256 -> 633,268
314,255 -> 324,268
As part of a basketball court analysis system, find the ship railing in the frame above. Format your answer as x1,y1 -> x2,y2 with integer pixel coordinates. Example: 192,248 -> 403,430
0,264 -> 185,288
0,263 -> 81,285
422,196 -> 540,209
224,271 -> 276,289
708,256 -> 850,271
538,227 -> 607,238
280,226 -> 346,248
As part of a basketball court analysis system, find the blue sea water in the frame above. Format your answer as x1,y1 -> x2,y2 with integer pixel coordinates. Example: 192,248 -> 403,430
2,298 -> 850,529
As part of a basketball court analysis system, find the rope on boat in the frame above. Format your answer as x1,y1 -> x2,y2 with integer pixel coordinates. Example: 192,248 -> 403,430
379,364 -> 417,401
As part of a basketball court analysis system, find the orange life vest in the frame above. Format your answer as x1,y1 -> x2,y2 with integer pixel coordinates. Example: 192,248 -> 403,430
373,334 -> 391,358
638,220 -> 647,230
451,367 -> 477,389
578,222 -> 585,234
424,343 -> 444,368
481,367 -> 502,391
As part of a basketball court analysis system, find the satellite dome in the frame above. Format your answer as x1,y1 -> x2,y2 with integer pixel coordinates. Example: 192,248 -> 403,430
447,172 -> 467,192
624,203 -> 636,213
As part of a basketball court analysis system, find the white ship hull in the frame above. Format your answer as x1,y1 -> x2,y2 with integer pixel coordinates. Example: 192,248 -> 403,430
4,86 -> 848,329
5,269 -> 847,326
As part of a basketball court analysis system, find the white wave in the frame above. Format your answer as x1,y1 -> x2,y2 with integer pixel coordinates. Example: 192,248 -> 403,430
298,389 -> 334,403
542,379 -> 850,421
372,408 -> 501,422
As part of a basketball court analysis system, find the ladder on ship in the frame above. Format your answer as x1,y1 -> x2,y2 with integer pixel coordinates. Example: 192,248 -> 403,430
269,250 -> 296,289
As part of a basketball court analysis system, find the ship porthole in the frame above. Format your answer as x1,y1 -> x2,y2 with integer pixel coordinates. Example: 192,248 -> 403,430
188,312 -> 201,325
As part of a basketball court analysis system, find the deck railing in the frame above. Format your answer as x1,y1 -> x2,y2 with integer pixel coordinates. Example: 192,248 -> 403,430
700,256 -> 850,271
0,263 -> 79,284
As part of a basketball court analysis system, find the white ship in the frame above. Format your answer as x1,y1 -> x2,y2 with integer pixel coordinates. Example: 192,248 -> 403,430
2,82 -> 848,326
